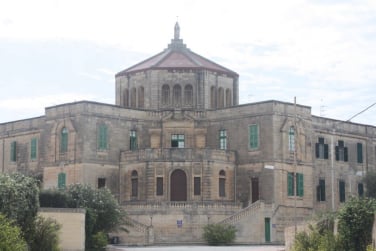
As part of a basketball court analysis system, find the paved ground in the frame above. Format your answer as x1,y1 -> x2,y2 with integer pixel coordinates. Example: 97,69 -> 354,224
108,245 -> 285,251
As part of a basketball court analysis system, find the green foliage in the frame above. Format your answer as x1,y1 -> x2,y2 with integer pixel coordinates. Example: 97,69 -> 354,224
292,224 -> 341,251
337,197 -> 376,251
363,171 -> 376,198
0,214 -> 27,251
0,173 -> 39,242
39,190 -> 69,208
203,223 -> 236,245
90,231 -> 108,251
367,245 -> 376,251
29,216 -> 61,251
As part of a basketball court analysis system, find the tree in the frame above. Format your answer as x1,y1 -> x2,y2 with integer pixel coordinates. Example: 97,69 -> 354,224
337,197 -> 376,251
29,216 -> 61,251
363,171 -> 376,198
0,214 -> 27,251
203,223 -> 237,245
0,173 -> 39,242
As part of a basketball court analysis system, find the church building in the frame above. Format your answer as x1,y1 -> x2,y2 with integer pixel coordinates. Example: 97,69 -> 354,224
0,23 -> 375,245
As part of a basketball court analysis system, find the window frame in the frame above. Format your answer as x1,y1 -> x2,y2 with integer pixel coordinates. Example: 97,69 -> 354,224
97,124 -> 108,151
130,130 -> 138,151
288,126 -> 295,152
58,172 -> 66,189
60,127 -> 68,153
171,134 -> 185,148
194,177 -> 201,196
219,129 -> 227,150
156,177 -> 163,196
249,124 -> 259,150
10,141 -> 17,162
30,138 -> 37,160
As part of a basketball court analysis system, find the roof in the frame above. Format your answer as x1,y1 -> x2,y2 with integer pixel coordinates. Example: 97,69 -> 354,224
116,23 -> 238,77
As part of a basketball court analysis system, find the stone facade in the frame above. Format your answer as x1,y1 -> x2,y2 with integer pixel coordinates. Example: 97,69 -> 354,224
0,23 -> 375,245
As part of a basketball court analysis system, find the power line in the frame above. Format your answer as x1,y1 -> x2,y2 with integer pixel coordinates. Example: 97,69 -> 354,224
346,102 -> 376,122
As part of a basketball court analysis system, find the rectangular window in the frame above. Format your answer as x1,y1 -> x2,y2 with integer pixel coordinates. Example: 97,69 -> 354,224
219,130 -> 227,150
219,178 -> 226,197
10,141 -> 17,162
317,179 -> 326,201
358,183 -> 364,197
131,178 -> 138,197
97,125 -> 108,150
335,140 -> 348,162
287,172 -> 304,197
194,177 -> 201,196
249,124 -> 259,150
98,178 -> 106,188
156,177 -> 163,196
339,180 -> 346,202
30,138 -> 37,160
130,130 -> 137,151
171,134 -> 185,148
357,143 -> 363,163
315,137 -> 329,159
58,173 -> 66,189
288,127 -> 295,152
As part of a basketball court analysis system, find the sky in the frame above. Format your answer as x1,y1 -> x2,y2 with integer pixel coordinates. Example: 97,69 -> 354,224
0,0 -> 375,125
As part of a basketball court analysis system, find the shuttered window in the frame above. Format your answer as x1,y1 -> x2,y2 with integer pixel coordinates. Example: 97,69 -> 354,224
335,140 -> 348,162
339,180 -> 346,202
249,124 -> 259,149
60,127 -> 68,153
287,172 -> 304,197
288,127 -> 295,152
315,137 -> 329,159
30,138 -> 37,160
58,173 -> 66,189
10,141 -> 17,162
97,125 -> 108,150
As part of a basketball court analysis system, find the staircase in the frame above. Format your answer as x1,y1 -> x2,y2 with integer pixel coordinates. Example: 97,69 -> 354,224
218,200 -> 265,225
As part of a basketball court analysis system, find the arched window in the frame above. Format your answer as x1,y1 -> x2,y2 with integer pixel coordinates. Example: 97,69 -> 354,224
131,170 -> 138,198
226,89 -> 232,107
173,84 -> 182,107
289,126 -> 295,152
123,89 -> 129,107
162,85 -> 170,105
60,127 -> 68,153
130,88 -> 136,108
219,170 -> 226,197
218,87 -> 224,108
184,85 -> 193,106
210,86 -> 216,108
138,86 -> 144,108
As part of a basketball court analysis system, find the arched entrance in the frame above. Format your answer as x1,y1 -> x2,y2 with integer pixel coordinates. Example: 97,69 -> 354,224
170,169 -> 187,201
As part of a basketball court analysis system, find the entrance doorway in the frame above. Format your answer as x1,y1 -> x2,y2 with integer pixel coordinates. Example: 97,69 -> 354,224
170,169 -> 187,201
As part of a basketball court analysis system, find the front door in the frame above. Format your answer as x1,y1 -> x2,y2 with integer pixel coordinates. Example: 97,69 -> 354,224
170,169 -> 187,201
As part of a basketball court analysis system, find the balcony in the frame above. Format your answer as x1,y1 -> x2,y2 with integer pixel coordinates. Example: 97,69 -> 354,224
121,148 -> 236,163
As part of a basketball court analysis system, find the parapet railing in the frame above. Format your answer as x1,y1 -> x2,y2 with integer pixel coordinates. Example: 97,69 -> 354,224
121,148 -> 236,163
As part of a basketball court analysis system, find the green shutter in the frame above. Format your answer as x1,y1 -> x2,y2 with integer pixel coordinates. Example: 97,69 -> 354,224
60,128 -> 68,153
297,173 -> 304,197
30,138 -> 37,160
357,143 -> 363,163
98,125 -> 108,150
10,141 -> 16,162
287,172 -> 294,196
58,173 -> 66,189
249,125 -> 259,149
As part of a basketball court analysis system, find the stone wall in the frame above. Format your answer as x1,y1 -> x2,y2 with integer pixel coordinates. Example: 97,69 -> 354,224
39,208 -> 86,251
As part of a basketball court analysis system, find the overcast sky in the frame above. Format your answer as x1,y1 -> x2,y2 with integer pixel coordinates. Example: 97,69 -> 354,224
1,0 -> 375,125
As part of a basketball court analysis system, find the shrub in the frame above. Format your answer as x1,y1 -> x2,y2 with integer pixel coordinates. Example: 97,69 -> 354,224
90,231 -> 108,251
203,223 -> 236,245
29,216 -> 61,251
0,214 -> 27,251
